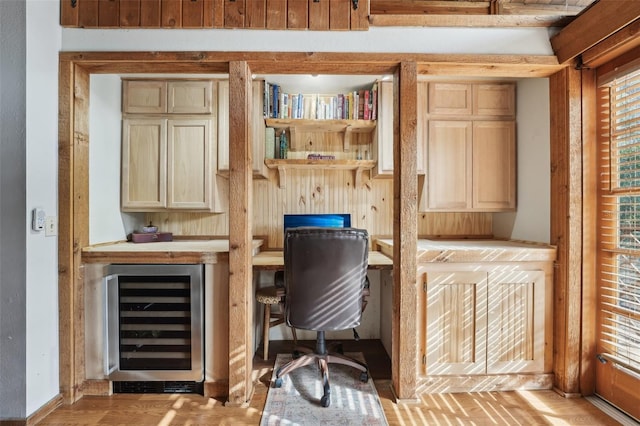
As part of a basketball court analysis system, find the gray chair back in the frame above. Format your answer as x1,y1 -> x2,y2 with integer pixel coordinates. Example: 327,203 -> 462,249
283,227 -> 369,331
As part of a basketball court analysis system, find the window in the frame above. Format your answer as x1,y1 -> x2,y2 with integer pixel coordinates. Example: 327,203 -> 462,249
598,66 -> 640,376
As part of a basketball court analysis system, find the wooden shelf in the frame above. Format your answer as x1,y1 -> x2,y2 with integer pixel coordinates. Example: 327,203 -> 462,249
264,158 -> 376,189
265,118 -> 376,151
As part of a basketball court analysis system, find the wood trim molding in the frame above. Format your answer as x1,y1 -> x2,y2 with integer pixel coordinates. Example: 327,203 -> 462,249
370,14 -> 572,28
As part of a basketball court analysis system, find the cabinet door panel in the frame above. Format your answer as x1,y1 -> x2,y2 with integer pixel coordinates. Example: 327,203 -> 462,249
427,121 -> 472,210
472,121 -> 516,210
416,81 -> 427,175
428,82 -> 472,116
167,81 -> 213,114
121,119 -> 167,209
473,83 -> 515,117
372,80 -> 394,177
167,119 -> 211,209
217,80 -> 230,172
122,80 -> 167,113
426,271 -> 487,375
486,270 -> 545,373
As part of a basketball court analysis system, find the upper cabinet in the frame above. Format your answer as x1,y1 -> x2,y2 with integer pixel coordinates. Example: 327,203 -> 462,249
121,79 -> 222,212
216,79 -> 269,178
123,80 -> 213,114
419,80 -> 517,212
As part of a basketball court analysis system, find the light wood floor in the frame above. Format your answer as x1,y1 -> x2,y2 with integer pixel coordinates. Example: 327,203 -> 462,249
39,341 -> 628,425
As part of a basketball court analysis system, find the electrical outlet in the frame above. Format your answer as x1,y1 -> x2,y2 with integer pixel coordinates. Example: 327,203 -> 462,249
45,216 -> 57,237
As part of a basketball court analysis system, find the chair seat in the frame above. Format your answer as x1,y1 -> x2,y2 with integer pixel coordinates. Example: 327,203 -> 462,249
256,286 -> 282,305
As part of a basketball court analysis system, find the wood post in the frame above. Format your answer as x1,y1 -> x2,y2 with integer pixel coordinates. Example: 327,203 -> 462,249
226,60 -> 254,406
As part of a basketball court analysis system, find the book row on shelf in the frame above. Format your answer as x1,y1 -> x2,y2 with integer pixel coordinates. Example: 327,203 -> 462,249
263,81 -> 378,121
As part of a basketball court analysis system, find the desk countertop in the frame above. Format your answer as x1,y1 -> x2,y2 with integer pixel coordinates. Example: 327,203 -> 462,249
252,250 -> 393,270
81,239 -> 264,264
375,238 -> 556,263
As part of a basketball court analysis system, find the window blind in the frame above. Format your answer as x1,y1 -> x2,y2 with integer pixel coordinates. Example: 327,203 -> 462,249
599,67 -> 640,376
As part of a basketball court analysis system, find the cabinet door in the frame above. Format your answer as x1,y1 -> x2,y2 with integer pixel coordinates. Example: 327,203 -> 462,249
473,83 -> 515,117
372,80 -> 394,177
426,120 -> 472,210
217,80 -> 230,172
121,118 -> 167,210
217,80 -> 267,177
486,270 -> 545,374
425,271 -> 487,375
167,81 -> 213,114
416,81 -> 427,175
167,119 -> 212,210
428,82 -> 472,116
472,121 -> 516,210
122,80 -> 167,114
251,80 -> 268,178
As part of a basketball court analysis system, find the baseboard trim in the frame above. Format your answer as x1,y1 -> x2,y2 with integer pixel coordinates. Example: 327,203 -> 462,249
416,373 -> 554,394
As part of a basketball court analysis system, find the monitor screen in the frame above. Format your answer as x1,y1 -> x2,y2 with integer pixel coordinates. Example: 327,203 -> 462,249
283,213 -> 351,231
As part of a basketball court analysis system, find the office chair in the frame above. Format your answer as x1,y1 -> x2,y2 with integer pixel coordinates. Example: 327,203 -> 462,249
273,227 -> 370,408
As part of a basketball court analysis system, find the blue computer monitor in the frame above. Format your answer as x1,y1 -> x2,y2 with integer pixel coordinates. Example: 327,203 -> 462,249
283,213 -> 351,231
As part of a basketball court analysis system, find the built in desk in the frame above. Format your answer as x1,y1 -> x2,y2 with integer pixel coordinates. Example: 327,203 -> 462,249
252,250 -> 393,270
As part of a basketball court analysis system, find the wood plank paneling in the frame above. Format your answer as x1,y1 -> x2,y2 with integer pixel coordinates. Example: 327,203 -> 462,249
98,0 -> 119,27
210,0 -> 224,27
61,0 -> 80,26
140,0 -> 162,27
350,0 -> 369,30
120,0 -> 141,26
161,0 -> 182,27
224,0 -> 245,28
266,0 -> 287,29
309,0 -> 329,30
203,0 -> 215,27
287,0 -> 308,29
329,0 -> 350,30
246,0 -> 266,28
182,0 -> 205,28
78,0 -> 99,27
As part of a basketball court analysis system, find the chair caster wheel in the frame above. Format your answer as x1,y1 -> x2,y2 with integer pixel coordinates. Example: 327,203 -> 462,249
274,377 -> 283,388
360,371 -> 369,382
292,350 -> 301,359
320,394 -> 330,407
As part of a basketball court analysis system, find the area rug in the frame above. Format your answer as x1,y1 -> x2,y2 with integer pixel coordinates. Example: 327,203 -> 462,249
260,352 -> 388,426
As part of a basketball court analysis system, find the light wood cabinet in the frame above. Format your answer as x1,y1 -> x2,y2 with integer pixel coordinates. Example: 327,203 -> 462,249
122,118 -> 219,212
121,79 -> 221,212
123,80 -> 213,114
372,80 -> 427,177
422,267 -> 546,376
216,80 -> 268,178
428,82 -> 472,116
420,80 -> 516,212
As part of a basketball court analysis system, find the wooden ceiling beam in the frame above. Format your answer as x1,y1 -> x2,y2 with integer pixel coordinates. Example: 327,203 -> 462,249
550,0 -> 640,64
369,14 -> 571,27
60,51 -> 562,78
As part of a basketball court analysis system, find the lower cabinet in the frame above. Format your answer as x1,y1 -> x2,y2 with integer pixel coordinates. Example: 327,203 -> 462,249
421,264 -> 548,377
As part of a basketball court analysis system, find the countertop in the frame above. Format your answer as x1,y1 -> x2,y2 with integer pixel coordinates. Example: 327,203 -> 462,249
375,238 -> 556,263
81,239 -> 264,264
252,250 -> 393,270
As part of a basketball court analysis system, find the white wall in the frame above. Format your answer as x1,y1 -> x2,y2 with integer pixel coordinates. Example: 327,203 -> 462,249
89,75 -> 145,244
25,0 -> 61,416
493,78 -> 551,243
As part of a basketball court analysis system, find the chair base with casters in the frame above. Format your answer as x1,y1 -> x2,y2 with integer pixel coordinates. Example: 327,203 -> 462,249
273,330 -> 369,408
